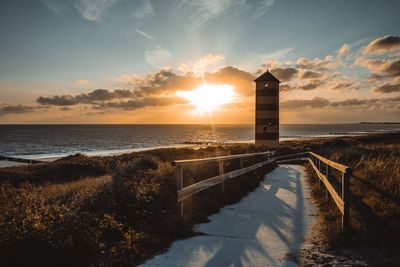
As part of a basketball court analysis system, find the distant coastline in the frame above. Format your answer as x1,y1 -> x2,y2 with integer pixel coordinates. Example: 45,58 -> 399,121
360,121 -> 400,124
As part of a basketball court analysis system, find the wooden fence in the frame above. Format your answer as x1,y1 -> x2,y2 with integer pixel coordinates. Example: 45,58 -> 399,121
171,151 -> 275,217
171,150 -> 351,230
276,151 -> 351,230
308,152 -> 351,230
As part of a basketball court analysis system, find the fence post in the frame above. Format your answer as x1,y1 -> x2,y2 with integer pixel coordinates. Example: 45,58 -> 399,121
219,160 -> 225,195
342,169 -> 350,230
317,159 -> 322,188
252,156 -> 256,176
325,165 -> 331,202
176,166 -> 184,218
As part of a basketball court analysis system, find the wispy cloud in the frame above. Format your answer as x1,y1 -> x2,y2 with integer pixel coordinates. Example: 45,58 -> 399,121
0,105 -> 36,116
76,79 -> 90,85
177,0 -> 247,32
253,0 -> 274,19
145,46 -> 172,67
178,54 -> 225,74
135,29 -> 155,40
239,47 -> 294,70
132,0 -> 155,19
39,0 -> 64,14
73,0 -> 119,21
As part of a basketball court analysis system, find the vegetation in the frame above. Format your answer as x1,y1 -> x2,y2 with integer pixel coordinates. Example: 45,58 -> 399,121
281,133 -> 400,266
0,145 -> 275,266
2,132 -> 399,266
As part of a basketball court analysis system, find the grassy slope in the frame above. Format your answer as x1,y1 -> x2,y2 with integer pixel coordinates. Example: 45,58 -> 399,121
280,133 -> 400,266
0,145 -> 275,266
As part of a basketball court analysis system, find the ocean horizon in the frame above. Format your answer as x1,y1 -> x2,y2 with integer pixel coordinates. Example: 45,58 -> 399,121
1,123 -> 400,159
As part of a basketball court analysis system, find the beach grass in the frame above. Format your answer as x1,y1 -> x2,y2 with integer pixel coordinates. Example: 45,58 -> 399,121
288,133 -> 400,265
0,145 -> 275,266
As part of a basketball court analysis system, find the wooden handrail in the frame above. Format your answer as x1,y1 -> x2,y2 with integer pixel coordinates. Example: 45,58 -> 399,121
307,152 -> 351,230
308,158 -> 344,213
172,151 -> 275,167
172,150 -> 351,230
309,151 -> 349,173
177,159 -> 275,202
172,151 -> 275,217
270,151 -> 351,230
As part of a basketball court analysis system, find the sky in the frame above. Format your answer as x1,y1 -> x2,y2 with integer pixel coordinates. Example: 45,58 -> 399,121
0,0 -> 400,124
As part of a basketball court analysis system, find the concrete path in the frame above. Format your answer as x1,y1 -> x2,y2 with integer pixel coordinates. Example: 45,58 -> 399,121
141,165 -> 317,267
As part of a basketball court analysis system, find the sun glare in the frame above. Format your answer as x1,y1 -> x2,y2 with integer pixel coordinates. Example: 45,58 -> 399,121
176,84 -> 236,113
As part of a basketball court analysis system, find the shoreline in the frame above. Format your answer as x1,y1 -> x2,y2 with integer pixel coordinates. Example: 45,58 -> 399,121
1,129 -> 400,168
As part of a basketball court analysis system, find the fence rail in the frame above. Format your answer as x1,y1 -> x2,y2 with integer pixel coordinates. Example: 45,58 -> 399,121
171,150 -> 351,230
172,151 -> 275,217
276,151 -> 351,230
308,152 -> 351,230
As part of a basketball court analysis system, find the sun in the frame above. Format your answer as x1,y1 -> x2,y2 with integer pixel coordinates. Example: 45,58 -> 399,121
176,83 -> 236,113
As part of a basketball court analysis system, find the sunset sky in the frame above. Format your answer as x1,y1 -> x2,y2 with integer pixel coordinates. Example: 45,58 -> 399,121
1,0 -> 400,124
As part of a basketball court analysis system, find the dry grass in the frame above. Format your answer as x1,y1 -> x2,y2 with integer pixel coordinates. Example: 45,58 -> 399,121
297,133 -> 400,266
0,145 -> 274,266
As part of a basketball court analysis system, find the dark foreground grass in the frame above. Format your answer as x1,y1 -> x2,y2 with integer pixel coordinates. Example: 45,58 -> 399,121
281,133 -> 400,266
0,145 -> 275,266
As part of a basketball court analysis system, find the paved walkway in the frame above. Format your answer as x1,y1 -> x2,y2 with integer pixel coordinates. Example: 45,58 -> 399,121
141,165 -> 317,267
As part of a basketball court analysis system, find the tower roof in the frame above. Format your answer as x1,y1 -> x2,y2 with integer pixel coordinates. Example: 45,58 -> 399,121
254,70 -> 280,83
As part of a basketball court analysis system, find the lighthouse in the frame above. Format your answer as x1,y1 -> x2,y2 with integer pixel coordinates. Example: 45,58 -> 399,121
254,70 -> 280,147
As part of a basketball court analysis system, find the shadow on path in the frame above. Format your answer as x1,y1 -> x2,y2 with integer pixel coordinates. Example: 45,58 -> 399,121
140,165 -> 317,267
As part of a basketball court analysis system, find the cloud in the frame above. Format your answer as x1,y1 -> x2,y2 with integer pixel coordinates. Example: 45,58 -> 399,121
338,44 -> 350,57
265,48 -> 294,60
253,0 -> 274,19
280,84 -> 295,92
77,79 -> 90,85
94,96 -> 188,110
73,0 -> 119,21
117,65 -> 254,97
180,0 -> 247,32
281,97 -> 331,109
145,46 -> 172,67
363,35 -> 400,55
178,54 -> 225,74
269,67 -> 298,81
132,0 -> 155,19
298,70 -> 324,80
296,55 -> 337,70
356,58 -> 400,78
39,0 -> 64,14
297,80 -> 325,91
35,65 -> 256,113
0,105 -> 36,116
329,82 -> 359,91
282,96 -> 400,110
60,107 -> 74,111
205,66 -> 255,96
373,82 -> 400,93
37,89 -> 136,106
115,68 -> 201,96
135,29 -> 155,40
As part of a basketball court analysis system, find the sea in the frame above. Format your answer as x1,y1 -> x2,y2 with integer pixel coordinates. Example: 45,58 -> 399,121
1,124 -> 400,160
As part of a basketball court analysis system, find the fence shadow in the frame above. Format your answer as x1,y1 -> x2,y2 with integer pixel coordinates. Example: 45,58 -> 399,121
141,165 -> 314,267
